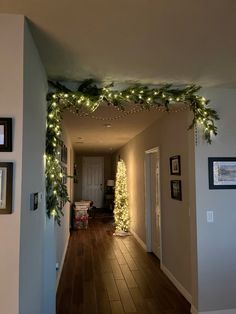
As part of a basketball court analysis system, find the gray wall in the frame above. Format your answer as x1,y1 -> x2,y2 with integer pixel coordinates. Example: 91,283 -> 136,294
194,87 -> 236,313
0,15 -> 57,314
19,20 -> 49,314
115,109 -> 193,296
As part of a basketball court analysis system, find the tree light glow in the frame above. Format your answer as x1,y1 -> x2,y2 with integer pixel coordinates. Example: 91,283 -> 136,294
114,159 -> 130,232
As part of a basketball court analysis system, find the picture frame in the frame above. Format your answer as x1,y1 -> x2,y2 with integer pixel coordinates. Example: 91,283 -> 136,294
74,163 -> 78,184
208,157 -> 236,189
61,165 -> 67,185
171,180 -> 182,201
170,155 -> 181,175
0,162 -> 13,214
61,143 -> 67,164
0,118 -> 12,152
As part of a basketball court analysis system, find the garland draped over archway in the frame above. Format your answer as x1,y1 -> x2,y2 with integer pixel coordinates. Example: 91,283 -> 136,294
46,80 -> 219,224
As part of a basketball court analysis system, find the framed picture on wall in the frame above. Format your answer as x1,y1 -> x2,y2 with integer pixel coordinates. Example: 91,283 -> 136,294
61,165 -> 67,185
208,157 -> 236,189
170,155 -> 181,175
0,118 -> 12,152
0,162 -> 13,214
61,143 -> 68,164
170,180 -> 182,201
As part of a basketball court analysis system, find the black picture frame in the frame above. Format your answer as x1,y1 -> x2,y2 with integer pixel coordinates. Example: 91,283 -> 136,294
171,180 -> 182,201
170,155 -> 181,175
0,162 -> 13,214
61,143 -> 68,164
208,157 -> 236,189
0,118 -> 12,152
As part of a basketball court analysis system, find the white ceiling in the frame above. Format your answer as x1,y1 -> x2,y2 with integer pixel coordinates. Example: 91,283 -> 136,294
1,0 -> 236,152
63,104 -> 165,153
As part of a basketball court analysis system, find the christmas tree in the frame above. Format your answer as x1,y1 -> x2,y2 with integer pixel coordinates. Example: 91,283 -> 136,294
114,159 -> 130,233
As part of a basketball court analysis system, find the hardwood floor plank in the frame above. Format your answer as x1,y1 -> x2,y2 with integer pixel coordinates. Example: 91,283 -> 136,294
110,300 -> 125,314
131,270 -> 153,298
96,290 -> 112,314
57,218 -> 191,314
110,259 -> 124,280
120,264 -> 138,288
122,253 -> 138,271
129,287 -> 151,314
113,246 -> 127,265
83,281 -> 98,314
103,272 -> 120,301
115,279 -> 137,313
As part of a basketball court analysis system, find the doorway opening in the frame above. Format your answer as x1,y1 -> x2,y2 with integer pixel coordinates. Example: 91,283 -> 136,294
145,147 -> 162,261
82,156 -> 104,208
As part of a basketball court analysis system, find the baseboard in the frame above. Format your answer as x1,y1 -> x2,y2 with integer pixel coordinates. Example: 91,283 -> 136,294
131,229 -> 147,251
56,235 -> 70,290
160,263 -> 192,304
191,305 -> 198,314
196,309 -> 236,314
191,304 -> 236,313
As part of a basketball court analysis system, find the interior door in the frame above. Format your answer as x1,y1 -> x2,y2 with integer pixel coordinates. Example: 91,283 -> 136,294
150,152 -> 161,258
82,157 -> 104,208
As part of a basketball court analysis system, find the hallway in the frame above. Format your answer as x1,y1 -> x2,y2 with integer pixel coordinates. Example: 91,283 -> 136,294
57,218 -> 191,314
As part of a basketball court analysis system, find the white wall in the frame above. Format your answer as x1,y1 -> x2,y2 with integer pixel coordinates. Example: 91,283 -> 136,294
19,20 -> 48,314
194,87 -> 236,313
115,109 -> 193,298
0,14 -> 24,314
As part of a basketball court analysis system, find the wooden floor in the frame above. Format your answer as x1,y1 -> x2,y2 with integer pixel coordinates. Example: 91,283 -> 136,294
57,217 -> 191,314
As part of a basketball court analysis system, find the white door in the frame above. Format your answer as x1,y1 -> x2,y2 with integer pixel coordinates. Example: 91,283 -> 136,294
82,157 -> 104,208
145,148 -> 162,260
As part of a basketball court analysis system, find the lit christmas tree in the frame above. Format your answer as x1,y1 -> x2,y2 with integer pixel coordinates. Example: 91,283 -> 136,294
114,159 -> 130,234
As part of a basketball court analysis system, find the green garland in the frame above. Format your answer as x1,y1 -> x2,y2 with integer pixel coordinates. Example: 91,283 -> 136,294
46,80 -> 219,224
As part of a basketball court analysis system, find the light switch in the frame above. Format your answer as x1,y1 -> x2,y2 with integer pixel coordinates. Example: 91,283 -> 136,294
207,210 -> 214,223
30,193 -> 39,211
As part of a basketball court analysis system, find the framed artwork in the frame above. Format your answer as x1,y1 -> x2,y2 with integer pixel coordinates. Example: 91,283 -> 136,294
170,155 -> 181,175
0,162 -> 13,214
61,143 -> 68,164
171,180 -> 182,201
208,157 -> 236,189
0,118 -> 12,152
74,163 -> 78,183
61,165 -> 67,185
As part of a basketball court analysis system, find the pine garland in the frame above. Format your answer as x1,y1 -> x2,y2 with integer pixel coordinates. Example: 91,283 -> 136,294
46,79 -> 219,224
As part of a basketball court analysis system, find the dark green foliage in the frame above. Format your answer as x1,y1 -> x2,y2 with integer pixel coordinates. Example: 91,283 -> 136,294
46,80 -> 219,224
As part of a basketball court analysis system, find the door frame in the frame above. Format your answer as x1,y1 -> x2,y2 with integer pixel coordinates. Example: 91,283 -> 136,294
144,147 -> 162,262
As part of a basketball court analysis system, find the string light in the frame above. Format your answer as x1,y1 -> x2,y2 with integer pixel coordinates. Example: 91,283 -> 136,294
114,159 -> 130,232
46,80 -> 219,225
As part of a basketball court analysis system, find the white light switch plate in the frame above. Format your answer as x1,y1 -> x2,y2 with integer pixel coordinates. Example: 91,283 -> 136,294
207,211 -> 214,223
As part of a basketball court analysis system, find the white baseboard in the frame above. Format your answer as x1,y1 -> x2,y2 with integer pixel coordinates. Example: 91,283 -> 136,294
160,263 -> 192,304
56,235 -> 70,290
197,309 -> 236,314
131,229 -> 147,250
